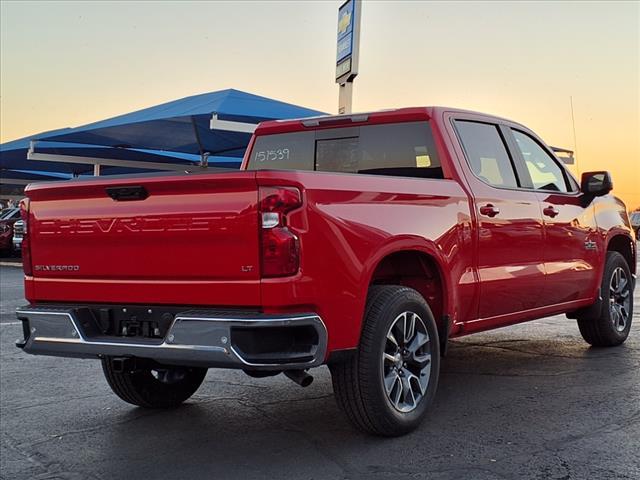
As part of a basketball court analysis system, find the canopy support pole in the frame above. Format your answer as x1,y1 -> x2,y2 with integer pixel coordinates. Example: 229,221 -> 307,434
93,164 -> 101,176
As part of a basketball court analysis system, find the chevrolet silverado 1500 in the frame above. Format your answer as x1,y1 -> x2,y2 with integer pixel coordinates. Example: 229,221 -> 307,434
16,107 -> 636,436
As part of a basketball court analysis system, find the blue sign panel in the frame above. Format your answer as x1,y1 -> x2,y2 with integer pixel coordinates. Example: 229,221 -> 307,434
336,0 -> 355,63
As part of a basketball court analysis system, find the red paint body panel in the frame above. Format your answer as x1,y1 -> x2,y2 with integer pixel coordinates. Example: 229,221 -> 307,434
536,192 -> 600,304
25,172 -> 262,306
23,106 -> 635,358
256,170 -> 473,351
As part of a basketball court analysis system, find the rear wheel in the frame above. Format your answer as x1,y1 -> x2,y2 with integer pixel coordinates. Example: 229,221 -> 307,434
577,252 -> 634,347
330,285 -> 440,436
101,357 -> 207,408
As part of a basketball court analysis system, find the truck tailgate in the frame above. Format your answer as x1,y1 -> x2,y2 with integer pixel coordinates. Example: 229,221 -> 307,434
25,171 -> 261,306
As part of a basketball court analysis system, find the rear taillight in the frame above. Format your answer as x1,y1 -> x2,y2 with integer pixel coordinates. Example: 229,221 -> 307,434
19,199 -> 32,276
259,187 -> 302,277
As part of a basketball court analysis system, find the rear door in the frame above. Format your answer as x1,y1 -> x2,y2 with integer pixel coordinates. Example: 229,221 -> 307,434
451,118 -> 545,319
508,128 -> 599,304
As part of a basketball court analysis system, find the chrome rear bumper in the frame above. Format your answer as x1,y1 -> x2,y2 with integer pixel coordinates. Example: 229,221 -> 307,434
16,306 -> 327,370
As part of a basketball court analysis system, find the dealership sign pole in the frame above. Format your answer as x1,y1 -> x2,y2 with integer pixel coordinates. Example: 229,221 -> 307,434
336,0 -> 361,114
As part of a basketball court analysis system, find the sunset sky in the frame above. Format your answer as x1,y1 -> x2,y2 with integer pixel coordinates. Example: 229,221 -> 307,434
1,1 -> 638,208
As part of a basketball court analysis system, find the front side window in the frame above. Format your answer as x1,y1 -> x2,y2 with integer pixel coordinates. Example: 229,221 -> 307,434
454,121 -> 519,188
512,130 -> 569,192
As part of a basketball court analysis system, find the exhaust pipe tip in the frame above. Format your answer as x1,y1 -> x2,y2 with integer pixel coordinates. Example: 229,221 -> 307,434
284,369 -> 313,387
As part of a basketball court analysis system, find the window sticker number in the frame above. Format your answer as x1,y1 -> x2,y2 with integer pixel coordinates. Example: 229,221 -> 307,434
255,148 -> 290,162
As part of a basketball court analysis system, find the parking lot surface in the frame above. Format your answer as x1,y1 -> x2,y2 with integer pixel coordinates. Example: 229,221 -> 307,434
1,262 -> 638,480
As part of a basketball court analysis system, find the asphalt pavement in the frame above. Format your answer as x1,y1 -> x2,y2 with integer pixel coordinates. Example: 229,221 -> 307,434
1,261 -> 638,480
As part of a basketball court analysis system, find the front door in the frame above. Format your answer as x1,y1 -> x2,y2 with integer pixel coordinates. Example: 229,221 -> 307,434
509,129 -> 599,305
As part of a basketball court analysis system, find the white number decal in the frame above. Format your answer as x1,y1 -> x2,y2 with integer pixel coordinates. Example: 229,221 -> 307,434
255,148 -> 290,162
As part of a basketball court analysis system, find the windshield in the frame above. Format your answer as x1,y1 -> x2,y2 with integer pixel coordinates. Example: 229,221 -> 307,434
247,121 -> 443,179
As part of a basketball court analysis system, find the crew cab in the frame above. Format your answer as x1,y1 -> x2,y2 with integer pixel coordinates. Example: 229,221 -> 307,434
16,107 -> 636,436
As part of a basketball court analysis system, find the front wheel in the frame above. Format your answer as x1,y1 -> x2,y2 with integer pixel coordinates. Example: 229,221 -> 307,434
330,285 -> 440,436
577,252 -> 634,347
102,357 -> 207,408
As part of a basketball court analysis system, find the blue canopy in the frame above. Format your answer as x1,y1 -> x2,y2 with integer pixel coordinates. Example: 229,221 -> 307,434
1,133 -> 237,177
38,89 -> 324,156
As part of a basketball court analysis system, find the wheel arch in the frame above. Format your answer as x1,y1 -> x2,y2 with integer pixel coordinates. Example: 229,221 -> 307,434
359,238 -> 452,351
606,232 -> 636,275
568,231 -> 636,322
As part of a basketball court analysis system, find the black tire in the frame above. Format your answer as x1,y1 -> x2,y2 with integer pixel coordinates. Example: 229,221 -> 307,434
102,358 -> 207,408
330,285 -> 440,436
577,252 -> 634,347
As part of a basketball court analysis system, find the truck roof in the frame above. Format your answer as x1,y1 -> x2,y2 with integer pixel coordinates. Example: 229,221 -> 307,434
254,106 -> 523,135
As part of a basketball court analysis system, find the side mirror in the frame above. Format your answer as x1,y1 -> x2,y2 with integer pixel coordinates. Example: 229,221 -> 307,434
581,171 -> 613,197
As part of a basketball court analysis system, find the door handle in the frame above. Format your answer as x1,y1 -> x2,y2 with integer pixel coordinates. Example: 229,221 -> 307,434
543,205 -> 559,218
479,204 -> 500,217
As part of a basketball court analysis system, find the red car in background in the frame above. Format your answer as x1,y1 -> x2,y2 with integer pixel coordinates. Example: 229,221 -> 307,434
0,207 -> 20,255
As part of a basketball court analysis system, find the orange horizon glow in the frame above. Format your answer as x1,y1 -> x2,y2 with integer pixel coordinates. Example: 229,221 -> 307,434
1,1 -> 638,209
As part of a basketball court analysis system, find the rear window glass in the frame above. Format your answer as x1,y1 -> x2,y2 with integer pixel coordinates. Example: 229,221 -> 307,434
247,122 -> 442,179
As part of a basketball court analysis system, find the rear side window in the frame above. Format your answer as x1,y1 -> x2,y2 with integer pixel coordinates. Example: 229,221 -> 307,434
247,122 -> 442,179
454,121 -> 519,188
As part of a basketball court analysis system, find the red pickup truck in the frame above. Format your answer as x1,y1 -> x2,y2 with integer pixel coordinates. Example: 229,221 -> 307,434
16,107 -> 636,436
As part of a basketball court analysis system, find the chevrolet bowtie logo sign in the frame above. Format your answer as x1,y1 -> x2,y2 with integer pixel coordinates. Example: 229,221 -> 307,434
338,10 -> 351,35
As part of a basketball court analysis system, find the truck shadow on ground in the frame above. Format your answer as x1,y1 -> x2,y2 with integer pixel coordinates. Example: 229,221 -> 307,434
87,336 -> 638,479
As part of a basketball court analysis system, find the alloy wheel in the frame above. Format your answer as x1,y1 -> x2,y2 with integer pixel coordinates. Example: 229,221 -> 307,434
382,311 -> 432,413
609,267 -> 631,332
